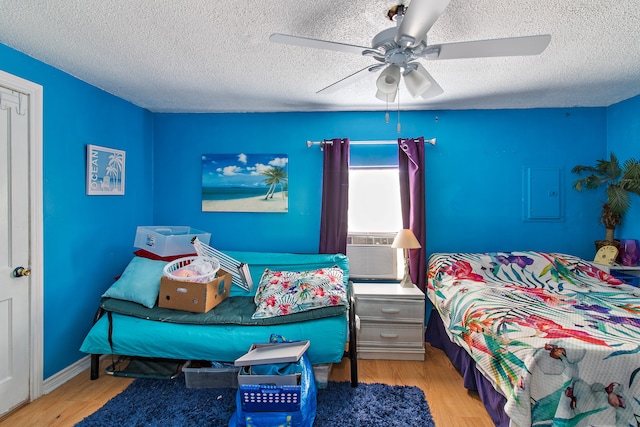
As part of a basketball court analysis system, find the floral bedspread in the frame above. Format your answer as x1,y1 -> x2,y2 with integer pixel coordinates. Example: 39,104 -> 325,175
427,251 -> 640,427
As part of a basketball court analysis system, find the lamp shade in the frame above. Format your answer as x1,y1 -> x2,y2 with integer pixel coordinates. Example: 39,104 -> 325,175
376,65 -> 401,94
375,88 -> 397,102
391,229 -> 421,249
404,67 -> 432,98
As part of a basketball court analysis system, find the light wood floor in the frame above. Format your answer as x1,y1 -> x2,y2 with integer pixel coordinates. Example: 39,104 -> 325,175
0,344 -> 494,426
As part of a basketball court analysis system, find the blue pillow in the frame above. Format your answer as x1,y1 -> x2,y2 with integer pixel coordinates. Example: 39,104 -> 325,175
102,257 -> 168,308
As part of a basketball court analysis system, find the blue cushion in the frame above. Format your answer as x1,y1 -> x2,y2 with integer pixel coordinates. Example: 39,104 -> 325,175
102,257 -> 168,308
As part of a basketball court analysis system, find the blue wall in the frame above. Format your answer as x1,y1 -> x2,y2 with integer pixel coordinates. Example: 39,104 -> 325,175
607,95 -> 640,240
0,44 -> 155,379
427,108 -> 607,256
152,111 -> 441,253
153,108 -> 606,260
2,40 -> 638,382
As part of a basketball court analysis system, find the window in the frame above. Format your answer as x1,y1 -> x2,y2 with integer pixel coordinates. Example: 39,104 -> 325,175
347,143 -> 403,279
348,142 -> 402,233
348,168 -> 402,233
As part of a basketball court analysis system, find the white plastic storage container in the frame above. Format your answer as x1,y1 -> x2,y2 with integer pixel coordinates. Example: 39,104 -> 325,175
133,226 -> 211,257
312,363 -> 332,389
182,360 -> 240,388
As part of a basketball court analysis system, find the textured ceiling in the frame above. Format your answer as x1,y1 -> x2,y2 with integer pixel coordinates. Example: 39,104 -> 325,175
1,0 -> 639,113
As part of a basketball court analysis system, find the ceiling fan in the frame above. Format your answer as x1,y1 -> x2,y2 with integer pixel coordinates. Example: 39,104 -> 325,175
270,0 -> 551,102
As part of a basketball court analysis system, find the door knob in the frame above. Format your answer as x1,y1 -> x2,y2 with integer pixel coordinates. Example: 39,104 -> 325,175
12,267 -> 31,277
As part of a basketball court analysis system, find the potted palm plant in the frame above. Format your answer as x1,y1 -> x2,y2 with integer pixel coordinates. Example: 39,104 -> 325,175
572,153 -> 640,250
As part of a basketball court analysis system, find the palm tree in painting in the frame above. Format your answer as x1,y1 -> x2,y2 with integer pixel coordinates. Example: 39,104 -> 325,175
106,152 -> 124,192
260,166 -> 288,200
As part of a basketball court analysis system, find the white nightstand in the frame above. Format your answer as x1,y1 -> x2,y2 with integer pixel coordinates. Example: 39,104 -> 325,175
353,282 -> 425,361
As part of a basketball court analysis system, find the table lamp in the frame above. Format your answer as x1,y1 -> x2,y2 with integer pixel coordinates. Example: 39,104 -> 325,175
391,229 -> 421,288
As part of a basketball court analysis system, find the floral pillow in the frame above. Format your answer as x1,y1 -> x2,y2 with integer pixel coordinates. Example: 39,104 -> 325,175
252,266 -> 347,319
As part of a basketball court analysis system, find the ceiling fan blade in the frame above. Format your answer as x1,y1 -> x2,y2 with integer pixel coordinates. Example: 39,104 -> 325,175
270,33 -> 369,56
395,0 -> 451,47
317,65 -> 383,94
432,34 -> 551,59
412,63 -> 444,99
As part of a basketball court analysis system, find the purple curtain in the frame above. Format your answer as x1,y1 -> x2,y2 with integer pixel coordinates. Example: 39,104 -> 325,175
319,138 -> 350,254
398,137 -> 427,291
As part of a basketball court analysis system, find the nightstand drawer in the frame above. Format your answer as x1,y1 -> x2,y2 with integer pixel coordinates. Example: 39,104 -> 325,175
358,322 -> 424,347
356,297 -> 424,322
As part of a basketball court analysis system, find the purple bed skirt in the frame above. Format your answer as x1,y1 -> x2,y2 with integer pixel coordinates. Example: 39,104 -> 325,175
426,310 -> 509,427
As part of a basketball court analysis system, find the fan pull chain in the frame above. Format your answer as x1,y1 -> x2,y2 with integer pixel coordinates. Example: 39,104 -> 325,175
385,95 -> 390,123
397,88 -> 401,133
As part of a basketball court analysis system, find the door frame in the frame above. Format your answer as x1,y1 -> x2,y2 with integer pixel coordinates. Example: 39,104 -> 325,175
0,70 -> 44,400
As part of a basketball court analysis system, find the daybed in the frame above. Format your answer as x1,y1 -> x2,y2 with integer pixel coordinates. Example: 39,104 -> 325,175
426,251 -> 640,427
80,249 -> 358,386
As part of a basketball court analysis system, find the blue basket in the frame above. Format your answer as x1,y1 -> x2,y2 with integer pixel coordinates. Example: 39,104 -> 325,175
229,341 -> 317,427
240,384 -> 301,412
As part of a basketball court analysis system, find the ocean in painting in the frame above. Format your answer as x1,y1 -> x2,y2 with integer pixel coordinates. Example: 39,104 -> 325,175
202,186 -> 270,201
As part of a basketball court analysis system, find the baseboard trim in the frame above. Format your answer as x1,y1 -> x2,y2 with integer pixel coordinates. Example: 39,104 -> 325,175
42,356 -> 91,395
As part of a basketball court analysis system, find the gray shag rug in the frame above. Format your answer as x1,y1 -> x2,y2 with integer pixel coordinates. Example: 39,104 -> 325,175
75,377 -> 435,426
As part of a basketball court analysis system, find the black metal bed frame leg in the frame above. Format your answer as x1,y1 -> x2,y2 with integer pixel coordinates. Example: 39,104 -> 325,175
348,293 -> 358,387
89,306 -> 105,380
90,354 -> 100,380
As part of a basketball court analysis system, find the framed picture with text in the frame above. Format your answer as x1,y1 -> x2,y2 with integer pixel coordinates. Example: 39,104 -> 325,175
86,144 -> 125,195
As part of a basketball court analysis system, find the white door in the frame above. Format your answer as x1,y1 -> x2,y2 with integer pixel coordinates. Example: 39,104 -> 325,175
0,84 -> 31,416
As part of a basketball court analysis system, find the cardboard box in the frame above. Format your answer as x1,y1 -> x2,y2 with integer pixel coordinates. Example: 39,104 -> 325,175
158,268 -> 231,313
133,226 -> 211,257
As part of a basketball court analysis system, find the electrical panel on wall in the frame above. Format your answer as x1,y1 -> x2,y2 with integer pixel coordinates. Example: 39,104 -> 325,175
523,167 -> 563,221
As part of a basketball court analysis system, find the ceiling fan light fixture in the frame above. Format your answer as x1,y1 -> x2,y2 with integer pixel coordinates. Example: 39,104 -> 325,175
375,88 -> 396,103
376,65 -> 401,94
404,67 -> 432,98
272,0 -> 552,105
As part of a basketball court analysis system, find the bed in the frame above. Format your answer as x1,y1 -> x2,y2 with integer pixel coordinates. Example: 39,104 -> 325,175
426,251 -> 640,427
80,249 -> 358,387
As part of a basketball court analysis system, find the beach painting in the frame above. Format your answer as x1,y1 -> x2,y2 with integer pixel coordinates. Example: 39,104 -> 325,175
202,153 -> 288,213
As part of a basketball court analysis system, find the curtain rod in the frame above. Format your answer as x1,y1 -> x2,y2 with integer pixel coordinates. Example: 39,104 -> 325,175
306,138 -> 436,149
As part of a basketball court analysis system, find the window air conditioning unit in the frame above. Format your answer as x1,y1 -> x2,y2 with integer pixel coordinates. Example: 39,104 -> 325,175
346,233 -> 398,280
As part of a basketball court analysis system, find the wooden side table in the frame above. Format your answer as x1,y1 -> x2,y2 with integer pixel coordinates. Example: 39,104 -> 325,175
353,282 -> 425,361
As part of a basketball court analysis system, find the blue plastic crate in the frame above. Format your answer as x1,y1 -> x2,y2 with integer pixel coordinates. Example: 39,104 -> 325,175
230,345 -> 317,427
240,384 -> 301,412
